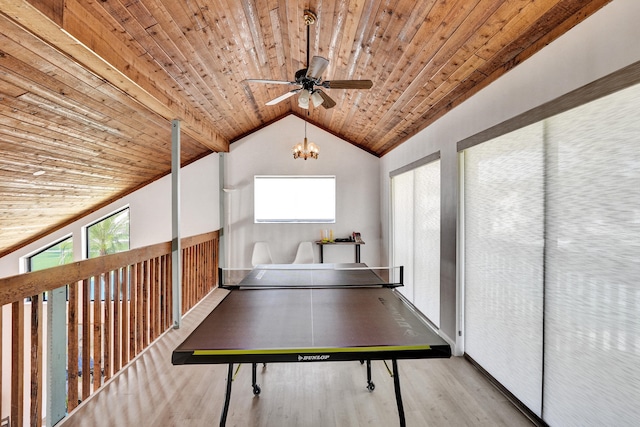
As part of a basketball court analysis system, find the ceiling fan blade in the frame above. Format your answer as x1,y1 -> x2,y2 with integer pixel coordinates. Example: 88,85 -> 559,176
306,56 -> 329,80
265,89 -> 301,105
323,80 -> 373,90
243,79 -> 296,85
316,90 -> 336,109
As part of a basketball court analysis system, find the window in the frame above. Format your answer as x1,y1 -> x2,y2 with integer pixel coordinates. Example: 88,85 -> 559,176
254,176 -> 336,223
463,122 -> 545,415
86,208 -> 130,258
461,82 -> 640,425
391,157 -> 441,326
85,208 -> 130,301
27,236 -> 73,272
26,236 -> 73,301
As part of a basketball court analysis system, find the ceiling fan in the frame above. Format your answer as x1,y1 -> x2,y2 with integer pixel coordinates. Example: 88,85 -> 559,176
243,10 -> 373,110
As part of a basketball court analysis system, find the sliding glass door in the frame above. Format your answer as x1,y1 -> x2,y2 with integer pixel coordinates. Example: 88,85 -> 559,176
462,82 -> 640,425
463,122 -> 545,415
391,158 -> 441,326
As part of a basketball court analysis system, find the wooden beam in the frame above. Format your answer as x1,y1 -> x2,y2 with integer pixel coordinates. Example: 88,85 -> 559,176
0,0 -> 229,153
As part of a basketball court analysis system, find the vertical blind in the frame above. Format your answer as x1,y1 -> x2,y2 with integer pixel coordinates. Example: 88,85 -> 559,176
463,122 -> 545,415
391,159 -> 441,326
413,163 -> 441,325
463,82 -> 640,425
392,172 -> 415,300
542,83 -> 640,426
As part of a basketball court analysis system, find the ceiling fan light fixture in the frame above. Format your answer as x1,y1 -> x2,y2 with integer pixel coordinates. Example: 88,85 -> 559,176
310,91 -> 323,108
298,89 -> 310,109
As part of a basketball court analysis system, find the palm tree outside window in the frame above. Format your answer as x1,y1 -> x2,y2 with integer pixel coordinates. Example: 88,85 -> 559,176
86,208 -> 130,302
86,208 -> 130,258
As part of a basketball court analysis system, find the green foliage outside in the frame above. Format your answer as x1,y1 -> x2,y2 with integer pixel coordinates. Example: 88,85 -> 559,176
28,209 -> 130,272
29,237 -> 74,271
87,209 -> 130,258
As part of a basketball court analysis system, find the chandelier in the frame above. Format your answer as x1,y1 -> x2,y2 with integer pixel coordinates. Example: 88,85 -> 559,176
292,117 -> 319,160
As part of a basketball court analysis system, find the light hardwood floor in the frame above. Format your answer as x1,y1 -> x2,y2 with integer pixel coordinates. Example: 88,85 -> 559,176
58,289 -> 534,427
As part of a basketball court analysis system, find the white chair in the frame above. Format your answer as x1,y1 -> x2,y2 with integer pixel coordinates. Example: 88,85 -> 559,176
292,241 -> 315,264
251,242 -> 273,267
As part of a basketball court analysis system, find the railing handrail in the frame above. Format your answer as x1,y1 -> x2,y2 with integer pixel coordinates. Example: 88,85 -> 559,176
0,230 -> 218,306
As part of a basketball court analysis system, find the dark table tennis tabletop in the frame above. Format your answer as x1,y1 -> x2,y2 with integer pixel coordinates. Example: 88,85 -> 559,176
172,263 -> 451,365
172,263 -> 451,427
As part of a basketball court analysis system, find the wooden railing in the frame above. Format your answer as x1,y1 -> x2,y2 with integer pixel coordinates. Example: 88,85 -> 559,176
0,230 -> 219,427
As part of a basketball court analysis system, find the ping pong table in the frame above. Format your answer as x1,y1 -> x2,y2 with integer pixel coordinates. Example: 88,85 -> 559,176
172,264 -> 451,426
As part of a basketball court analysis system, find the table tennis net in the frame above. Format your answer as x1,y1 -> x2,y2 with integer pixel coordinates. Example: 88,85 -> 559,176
218,265 -> 404,289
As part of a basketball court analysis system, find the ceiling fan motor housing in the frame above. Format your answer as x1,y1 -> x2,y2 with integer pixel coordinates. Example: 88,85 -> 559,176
295,68 -> 308,83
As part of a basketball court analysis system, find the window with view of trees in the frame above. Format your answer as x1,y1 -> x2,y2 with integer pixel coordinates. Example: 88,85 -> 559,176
86,208 -> 130,258
86,208 -> 130,301
27,236 -> 73,272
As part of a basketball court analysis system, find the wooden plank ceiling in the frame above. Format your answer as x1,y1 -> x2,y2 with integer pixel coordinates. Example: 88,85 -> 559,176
0,0 -> 612,257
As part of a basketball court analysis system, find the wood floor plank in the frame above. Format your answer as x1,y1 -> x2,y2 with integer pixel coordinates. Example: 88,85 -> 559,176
58,289 -> 534,427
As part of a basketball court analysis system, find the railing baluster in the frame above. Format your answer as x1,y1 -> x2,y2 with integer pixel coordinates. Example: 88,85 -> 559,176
182,249 -> 187,313
158,257 -> 165,331
30,294 -> 43,427
93,274 -> 102,391
11,301 -> 24,427
149,258 -> 156,342
122,266 -> 130,367
113,269 -> 121,374
136,261 -> 143,357
142,260 -> 149,348
82,279 -> 90,400
67,281 -> 79,412
166,256 -> 173,330
155,257 -> 161,339
129,264 -> 136,358
104,272 -> 112,381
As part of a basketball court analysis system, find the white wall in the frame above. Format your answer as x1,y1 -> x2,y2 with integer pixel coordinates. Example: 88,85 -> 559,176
0,153 -> 220,278
380,0 -> 640,349
225,114 -> 380,268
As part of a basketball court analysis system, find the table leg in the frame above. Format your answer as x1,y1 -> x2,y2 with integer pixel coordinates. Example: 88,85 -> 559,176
355,244 -> 361,263
391,359 -> 406,427
366,360 -> 375,391
319,245 -> 324,263
220,363 -> 234,427
251,363 -> 261,395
